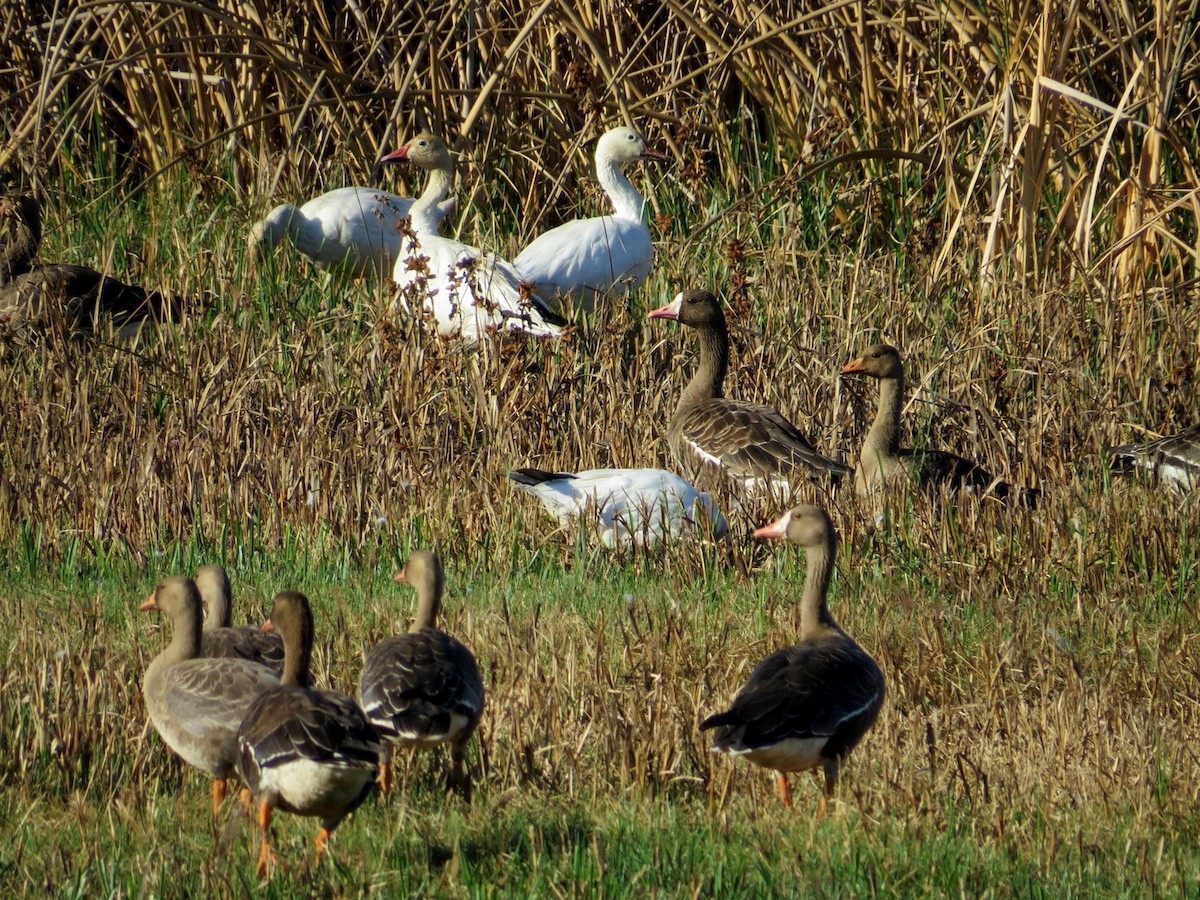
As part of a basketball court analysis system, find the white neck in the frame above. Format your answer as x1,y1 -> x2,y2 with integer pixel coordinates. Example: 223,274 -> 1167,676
596,151 -> 645,221
410,165 -> 454,234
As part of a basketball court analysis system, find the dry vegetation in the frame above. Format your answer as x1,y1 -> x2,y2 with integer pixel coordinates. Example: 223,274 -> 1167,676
1,0 -> 1199,895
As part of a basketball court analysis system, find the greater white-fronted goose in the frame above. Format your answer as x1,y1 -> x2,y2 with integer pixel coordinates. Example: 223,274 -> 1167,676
140,576 -> 280,817
840,344 -> 1039,505
194,565 -> 285,677
0,194 -> 186,338
508,466 -> 728,549
700,505 -> 884,814
387,134 -> 565,342
648,289 -> 850,494
1107,423 -> 1200,494
0,193 -> 39,285
357,551 -> 484,795
513,126 -> 668,316
236,592 -> 381,877
248,147 -> 456,278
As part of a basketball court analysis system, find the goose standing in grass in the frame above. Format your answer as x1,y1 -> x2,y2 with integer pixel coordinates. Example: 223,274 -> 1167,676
507,467 -> 728,550
513,126 -> 668,316
237,592 -> 381,877
357,551 -> 484,796
194,565 -> 285,676
648,288 -> 850,495
701,505 -> 884,815
840,344 -> 1038,505
387,133 -> 564,342
0,193 -> 187,338
140,576 -> 280,818
248,158 -> 456,279
1107,423 -> 1200,493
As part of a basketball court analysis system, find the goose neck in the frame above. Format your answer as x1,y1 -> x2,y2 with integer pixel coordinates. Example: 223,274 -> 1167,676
596,154 -> 645,221
411,165 -> 453,233
679,321 -> 728,408
799,537 -> 838,641
410,583 -> 442,633
865,375 -> 904,457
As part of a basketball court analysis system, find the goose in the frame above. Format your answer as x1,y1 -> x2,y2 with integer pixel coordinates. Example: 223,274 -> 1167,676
387,133 -> 564,342
194,565 -> 285,677
700,505 -> 884,815
513,126 -> 668,316
0,194 -> 186,338
237,592 -> 381,877
0,193 -> 39,284
840,344 -> 1039,505
1107,423 -> 1200,493
249,162 -> 456,279
140,576 -> 280,817
507,466 -> 728,549
357,551 -> 484,795
648,288 -> 850,495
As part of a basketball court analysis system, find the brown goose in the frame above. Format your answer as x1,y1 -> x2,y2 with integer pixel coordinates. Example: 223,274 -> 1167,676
140,576 -> 280,817
0,193 -> 39,284
841,344 -> 1039,506
1107,423 -> 1200,494
0,193 -> 186,337
237,592 -> 381,877
357,551 -> 484,795
195,565 -> 286,677
700,505 -> 884,814
648,289 -> 850,495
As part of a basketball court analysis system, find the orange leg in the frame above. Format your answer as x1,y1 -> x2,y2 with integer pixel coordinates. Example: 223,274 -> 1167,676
255,799 -> 276,878
377,759 -> 392,794
820,759 -> 839,819
211,778 -> 228,818
237,787 -> 253,815
776,773 -> 793,809
314,825 -> 332,863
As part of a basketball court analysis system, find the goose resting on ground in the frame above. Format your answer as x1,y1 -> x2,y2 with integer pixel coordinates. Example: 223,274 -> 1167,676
194,565 -> 286,677
508,467 -> 728,549
140,576 -> 280,817
701,505 -> 884,815
237,592 -> 381,877
513,126 -> 668,316
840,344 -> 1039,506
0,193 -> 187,338
357,551 -> 484,796
648,288 -> 850,495
1107,423 -> 1200,494
0,193 -> 39,284
387,133 -> 564,342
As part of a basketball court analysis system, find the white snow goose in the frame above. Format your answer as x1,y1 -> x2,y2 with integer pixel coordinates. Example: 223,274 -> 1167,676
513,126 -> 668,316
648,288 -> 850,495
194,565 -> 285,677
357,551 -> 484,796
236,591 -> 382,877
249,149 -> 455,279
701,504 -> 884,815
387,133 -> 564,342
840,344 -> 1039,505
1107,423 -> 1200,494
140,576 -> 280,818
507,467 -> 728,550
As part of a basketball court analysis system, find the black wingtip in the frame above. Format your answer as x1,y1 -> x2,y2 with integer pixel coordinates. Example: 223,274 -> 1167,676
507,468 -> 575,486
